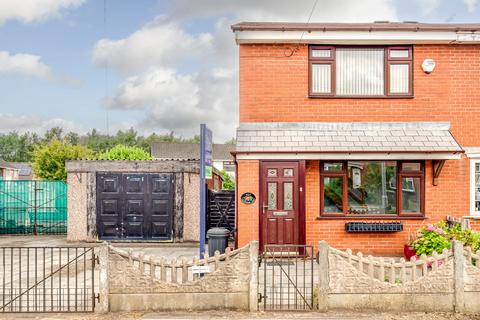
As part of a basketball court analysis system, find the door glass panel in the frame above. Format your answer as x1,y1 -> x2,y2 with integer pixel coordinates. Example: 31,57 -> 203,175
283,169 -> 294,177
267,169 -> 277,177
402,177 -> 421,213
283,182 -> 293,210
268,182 -> 277,210
323,177 -> 343,213
475,163 -> 480,212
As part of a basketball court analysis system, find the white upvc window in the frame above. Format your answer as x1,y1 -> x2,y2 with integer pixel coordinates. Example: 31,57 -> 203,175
471,159 -> 480,216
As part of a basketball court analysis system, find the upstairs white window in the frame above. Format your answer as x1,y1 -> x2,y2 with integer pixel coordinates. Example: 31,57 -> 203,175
472,160 -> 480,216
309,46 -> 413,97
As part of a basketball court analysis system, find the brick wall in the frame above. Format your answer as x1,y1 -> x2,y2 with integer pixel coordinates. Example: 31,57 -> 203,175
236,43 -> 480,255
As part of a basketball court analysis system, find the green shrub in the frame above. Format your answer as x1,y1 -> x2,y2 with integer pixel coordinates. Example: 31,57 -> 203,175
32,139 -> 94,180
96,145 -> 153,161
411,222 -> 451,256
221,170 -> 235,190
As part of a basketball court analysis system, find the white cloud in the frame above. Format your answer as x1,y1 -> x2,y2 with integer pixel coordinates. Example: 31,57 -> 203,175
92,19 -> 214,74
94,0 -> 397,141
464,0 -> 478,12
0,114 -> 85,135
0,0 -> 85,25
0,51 -> 52,79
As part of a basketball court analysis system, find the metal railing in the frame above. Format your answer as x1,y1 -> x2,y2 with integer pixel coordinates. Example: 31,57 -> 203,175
0,247 -> 96,313
0,180 -> 67,235
258,245 -> 315,311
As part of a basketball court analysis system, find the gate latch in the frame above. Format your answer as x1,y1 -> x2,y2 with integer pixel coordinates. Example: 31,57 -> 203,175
258,292 -> 265,303
95,293 -> 100,304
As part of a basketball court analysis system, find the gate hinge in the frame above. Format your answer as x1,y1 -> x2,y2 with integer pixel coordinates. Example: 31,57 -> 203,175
94,254 -> 100,266
258,292 -> 264,303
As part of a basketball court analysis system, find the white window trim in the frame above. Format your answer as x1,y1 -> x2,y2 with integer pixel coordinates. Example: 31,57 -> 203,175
470,158 -> 480,217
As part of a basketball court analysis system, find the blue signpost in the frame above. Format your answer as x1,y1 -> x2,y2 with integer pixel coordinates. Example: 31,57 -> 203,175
199,124 -> 213,259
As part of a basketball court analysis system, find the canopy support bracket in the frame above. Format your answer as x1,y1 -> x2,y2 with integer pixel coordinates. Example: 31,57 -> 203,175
432,160 -> 446,186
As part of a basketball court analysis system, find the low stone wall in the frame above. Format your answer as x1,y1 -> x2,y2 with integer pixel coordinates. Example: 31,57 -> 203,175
318,240 -> 480,314
98,242 -> 258,312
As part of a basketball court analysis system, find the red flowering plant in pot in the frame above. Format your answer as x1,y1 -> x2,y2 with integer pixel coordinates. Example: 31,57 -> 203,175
406,221 -> 451,263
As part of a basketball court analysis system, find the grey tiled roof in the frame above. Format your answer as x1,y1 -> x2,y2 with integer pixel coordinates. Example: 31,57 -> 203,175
151,142 -> 235,160
236,122 -> 463,153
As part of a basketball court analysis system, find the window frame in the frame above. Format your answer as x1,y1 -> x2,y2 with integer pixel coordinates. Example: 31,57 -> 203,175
308,45 -> 414,98
319,160 -> 425,218
470,159 -> 480,216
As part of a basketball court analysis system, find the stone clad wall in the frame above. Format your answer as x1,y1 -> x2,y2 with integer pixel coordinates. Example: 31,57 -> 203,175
318,241 -> 480,314
106,243 -> 255,312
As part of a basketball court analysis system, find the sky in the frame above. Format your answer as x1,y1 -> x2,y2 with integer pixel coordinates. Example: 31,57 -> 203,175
0,0 -> 479,143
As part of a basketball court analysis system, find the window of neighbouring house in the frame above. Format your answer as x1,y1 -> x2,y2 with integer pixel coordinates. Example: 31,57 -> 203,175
472,160 -> 480,215
309,46 -> 413,97
320,160 -> 424,217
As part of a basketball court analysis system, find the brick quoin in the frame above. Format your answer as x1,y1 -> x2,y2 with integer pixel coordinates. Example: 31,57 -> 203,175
236,43 -> 480,255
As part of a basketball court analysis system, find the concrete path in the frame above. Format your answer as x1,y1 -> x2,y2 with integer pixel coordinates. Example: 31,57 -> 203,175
0,311 -> 479,320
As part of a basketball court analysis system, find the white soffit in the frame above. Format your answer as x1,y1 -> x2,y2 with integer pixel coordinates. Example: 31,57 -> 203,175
234,31 -> 480,44
235,152 -> 462,161
464,147 -> 480,158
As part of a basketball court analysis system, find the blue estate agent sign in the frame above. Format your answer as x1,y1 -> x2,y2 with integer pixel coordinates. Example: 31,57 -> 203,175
199,124 -> 213,260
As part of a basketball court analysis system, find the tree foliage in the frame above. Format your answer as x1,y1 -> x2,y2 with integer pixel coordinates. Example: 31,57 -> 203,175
221,170 -> 235,190
96,145 -> 153,160
32,139 -> 95,180
0,127 -> 211,163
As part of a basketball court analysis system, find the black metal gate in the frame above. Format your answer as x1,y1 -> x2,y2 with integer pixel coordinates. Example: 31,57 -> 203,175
258,245 -> 315,311
0,247 -> 96,313
206,189 -> 235,233
96,173 -> 174,240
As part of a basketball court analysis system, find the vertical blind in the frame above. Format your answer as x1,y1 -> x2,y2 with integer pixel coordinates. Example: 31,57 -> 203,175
311,64 -> 331,94
389,64 -> 410,94
336,48 -> 384,96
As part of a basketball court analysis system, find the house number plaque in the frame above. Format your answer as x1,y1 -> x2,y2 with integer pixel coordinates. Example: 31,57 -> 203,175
241,192 -> 256,204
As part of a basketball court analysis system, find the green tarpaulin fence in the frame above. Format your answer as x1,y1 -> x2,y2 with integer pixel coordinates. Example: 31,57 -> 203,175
0,180 -> 67,234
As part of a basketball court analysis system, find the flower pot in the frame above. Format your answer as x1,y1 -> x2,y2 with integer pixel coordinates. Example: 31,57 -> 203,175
404,245 -> 417,261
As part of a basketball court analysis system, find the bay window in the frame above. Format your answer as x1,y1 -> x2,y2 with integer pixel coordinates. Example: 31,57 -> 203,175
309,46 -> 413,97
320,161 -> 424,217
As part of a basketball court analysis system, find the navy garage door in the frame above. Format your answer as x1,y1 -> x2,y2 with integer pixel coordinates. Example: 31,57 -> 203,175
96,173 -> 174,240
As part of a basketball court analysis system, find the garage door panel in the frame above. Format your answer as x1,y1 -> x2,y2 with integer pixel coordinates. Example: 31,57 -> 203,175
97,172 -> 173,241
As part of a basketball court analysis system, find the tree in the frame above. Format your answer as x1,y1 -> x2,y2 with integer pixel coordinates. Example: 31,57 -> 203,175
32,139 -> 94,180
221,170 -> 235,190
96,145 -> 153,160
225,137 -> 236,145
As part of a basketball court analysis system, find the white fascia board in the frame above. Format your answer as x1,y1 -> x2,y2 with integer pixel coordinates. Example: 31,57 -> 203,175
234,30 -> 480,44
235,152 -> 462,160
464,147 -> 480,158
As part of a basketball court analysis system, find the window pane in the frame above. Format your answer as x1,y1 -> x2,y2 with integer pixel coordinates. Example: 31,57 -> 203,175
268,182 -> 277,210
475,163 -> 480,212
336,48 -> 384,96
311,64 -> 331,94
267,169 -> 277,177
323,162 -> 343,172
283,169 -> 293,177
323,177 -> 343,213
312,49 -> 331,58
390,64 -> 410,94
402,177 -> 421,213
284,182 -> 293,210
390,49 -> 409,58
402,162 -> 421,172
347,161 -> 397,215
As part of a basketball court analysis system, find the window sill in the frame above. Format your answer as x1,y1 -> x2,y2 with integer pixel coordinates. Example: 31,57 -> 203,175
316,215 -> 427,221
308,95 -> 415,99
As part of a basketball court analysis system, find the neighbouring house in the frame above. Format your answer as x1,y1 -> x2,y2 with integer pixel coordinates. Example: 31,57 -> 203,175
65,160 -> 223,243
231,21 -> 480,255
151,142 -> 235,189
0,160 -> 19,180
7,162 -> 34,180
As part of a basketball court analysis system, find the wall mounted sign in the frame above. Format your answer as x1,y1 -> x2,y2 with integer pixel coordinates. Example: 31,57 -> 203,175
241,192 -> 256,205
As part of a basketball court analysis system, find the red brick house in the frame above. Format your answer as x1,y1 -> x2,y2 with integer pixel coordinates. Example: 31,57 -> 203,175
231,22 -> 480,255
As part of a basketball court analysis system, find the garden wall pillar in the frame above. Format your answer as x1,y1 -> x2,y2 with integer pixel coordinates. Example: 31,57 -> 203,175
453,240 -> 465,313
249,241 -> 259,311
318,241 -> 329,312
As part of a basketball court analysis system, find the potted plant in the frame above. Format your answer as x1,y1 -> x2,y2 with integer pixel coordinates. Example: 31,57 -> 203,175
404,232 -> 418,261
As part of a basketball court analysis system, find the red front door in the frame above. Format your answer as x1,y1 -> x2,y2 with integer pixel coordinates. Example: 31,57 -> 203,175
260,161 -> 303,249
